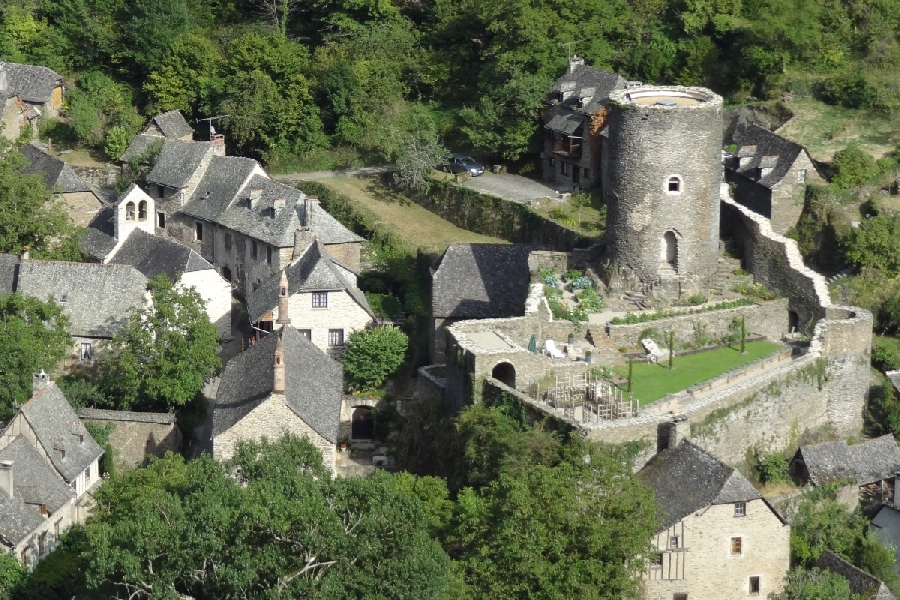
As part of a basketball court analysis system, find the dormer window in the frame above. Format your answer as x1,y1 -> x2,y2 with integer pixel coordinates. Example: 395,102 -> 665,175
576,97 -> 585,109
666,175 -> 683,194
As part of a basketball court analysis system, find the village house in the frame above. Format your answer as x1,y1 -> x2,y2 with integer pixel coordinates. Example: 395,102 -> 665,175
76,408 -> 182,472
0,373 -> 102,566
119,110 -> 196,165
212,291 -> 342,470
0,61 -> 63,141
724,124 -> 822,234
817,550 -> 897,599
790,435 -> 900,509
541,56 -> 626,191
247,240 -> 374,355
638,419 -> 790,600
3,256 -> 149,367
431,244 -> 543,364
19,142 -> 104,228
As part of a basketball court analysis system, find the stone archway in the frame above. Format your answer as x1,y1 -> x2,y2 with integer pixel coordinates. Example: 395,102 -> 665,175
660,231 -> 678,273
492,362 -> 516,388
351,406 -> 375,440
788,310 -> 799,334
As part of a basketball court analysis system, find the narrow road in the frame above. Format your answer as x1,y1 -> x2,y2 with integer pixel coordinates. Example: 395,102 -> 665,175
272,164 -> 394,183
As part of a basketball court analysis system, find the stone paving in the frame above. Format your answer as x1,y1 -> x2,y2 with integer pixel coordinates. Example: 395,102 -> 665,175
462,172 -> 562,205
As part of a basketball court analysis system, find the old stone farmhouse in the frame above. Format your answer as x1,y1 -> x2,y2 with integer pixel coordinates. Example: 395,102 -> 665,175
542,56 -> 626,190
212,323 -> 343,471
0,61 -> 63,141
19,142 -> 104,228
638,425 -> 789,600
247,240 -> 374,355
77,408 -> 182,472
0,373 -> 102,566
142,110 -> 194,140
725,124 -> 822,234
0,255 -> 149,367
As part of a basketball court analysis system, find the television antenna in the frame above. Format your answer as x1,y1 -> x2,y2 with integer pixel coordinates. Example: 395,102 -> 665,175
196,115 -> 230,140
558,40 -> 585,58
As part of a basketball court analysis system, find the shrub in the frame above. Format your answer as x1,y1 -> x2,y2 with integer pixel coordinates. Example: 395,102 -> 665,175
872,337 -> 900,372
577,287 -> 603,312
755,452 -> 791,484
564,269 -> 582,281
832,144 -> 879,189
687,294 -> 707,305
733,283 -> 778,300
343,326 -> 409,391
104,125 -> 129,160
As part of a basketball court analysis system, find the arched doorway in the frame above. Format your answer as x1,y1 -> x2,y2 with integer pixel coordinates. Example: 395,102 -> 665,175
492,362 -> 516,388
788,310 -> 799,334
662,231 -> 678,270
351,406 -> 375,440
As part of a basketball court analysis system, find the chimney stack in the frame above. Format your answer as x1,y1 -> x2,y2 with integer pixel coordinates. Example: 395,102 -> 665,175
32,370 -> 48,395
211,133 -> 226,156
273,331 -> 285,394
0,461 -> 12,499
568,54 -> 585,74
274,197 -> 286,213
657,414 -> 690,453
276,270 -> 291,325
248,189 -> 262,210
304,196 -> 319,229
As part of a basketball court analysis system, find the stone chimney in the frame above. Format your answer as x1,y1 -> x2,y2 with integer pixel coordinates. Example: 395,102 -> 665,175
211,133 -> 226,156
568,55 -> 585,74
32,370 -> 48,395
0,461 -> 13,499
304,196 -> 319,229
273,332 -> 285,394
273,197 -> 286,213
276,270 -> 291,325
657,414 -> 690,453
248,189 -> 262,210
292,228 -> 313,261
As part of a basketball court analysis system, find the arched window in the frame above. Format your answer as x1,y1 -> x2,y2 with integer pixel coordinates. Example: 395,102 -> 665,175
666,175 -> 683,194
125,201 -> 135,221
137,200 -> 147,221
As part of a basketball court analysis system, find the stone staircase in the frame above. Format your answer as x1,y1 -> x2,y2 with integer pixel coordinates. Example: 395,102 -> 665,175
708,253 -> 750,295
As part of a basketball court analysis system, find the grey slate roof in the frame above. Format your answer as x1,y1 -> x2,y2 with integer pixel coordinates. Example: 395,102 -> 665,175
183,169 -> 362,248
119,134 -> 164,163
0,436 -> 74,514
5,62 -> 62,104
20,384 -> 103,483
80,207 -> 117,260
638,440 -> 763,530
0,254 -> 18,294
0,493 -> 44,549
432,244 -> 542,319
247,240 -> 374,323
818,550 -> 897,600
730,125 -> 817,188
16,260 -> 148,338
550,63 -> 626,114
799,435 -> 900,486
149,110 -> 193,139
545,111 -> 584,135
77,408 -> 176,425
145,139 -> 214,189
20,143 -> 91,193
213,326 -> 343,443
107,229 -> 214,282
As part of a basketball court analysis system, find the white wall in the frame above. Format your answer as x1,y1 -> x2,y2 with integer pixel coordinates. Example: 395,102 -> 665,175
181,269 -> 233,339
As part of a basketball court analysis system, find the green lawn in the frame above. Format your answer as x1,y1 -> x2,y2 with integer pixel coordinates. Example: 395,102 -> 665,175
614,341 -> 784,406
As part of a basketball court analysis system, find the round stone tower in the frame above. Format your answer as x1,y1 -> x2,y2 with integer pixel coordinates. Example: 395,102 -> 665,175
602,86 -> 723,291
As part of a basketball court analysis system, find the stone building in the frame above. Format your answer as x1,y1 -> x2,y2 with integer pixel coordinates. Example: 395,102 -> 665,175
541,56 -> 626,190
639,426 -> 790,600
77,408 -> 182,472
725,125 -> 822,234
81,183 -> 156,261
602,86 -> 723,295
0,62 -> 63,141
0,374 -> 103,566
212,320 -> 342,471
19,142 -> 104,228
142,110 -> 194,141
817,550 -> 896,599
247,240 -> 374,356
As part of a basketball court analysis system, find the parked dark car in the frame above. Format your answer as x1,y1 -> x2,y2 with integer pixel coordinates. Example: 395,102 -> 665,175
441,153 -> 485,177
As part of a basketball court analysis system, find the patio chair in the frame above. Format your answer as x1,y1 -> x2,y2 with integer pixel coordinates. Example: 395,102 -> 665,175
544,339 -> 565,358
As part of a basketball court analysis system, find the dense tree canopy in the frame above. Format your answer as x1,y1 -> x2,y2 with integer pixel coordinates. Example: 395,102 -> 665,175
342,325 -> 408,390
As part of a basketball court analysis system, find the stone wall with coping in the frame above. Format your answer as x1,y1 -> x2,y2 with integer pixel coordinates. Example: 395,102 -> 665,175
605,298 -> 788,348
77,408 -> 182,472
70,164 -> 119,189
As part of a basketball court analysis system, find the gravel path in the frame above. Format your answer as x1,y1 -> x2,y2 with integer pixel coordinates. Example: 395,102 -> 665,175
462,172 -> 563,205
272,165 -> 393,182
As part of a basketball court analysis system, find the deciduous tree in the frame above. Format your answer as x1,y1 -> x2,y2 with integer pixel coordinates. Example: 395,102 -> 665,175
342,326 -> 408,390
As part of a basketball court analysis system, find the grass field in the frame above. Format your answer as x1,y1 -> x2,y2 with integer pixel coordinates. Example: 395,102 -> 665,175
312,176 -> 507,253
777,97 -> 900,161
614,341 -> 784,405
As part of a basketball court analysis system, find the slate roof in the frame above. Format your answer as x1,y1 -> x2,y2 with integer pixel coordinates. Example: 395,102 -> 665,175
545,111 -> 584,135
818,550 -> 897,600
799,435 -> 900,486
4,62 -> 62,104
183,169 -> 362,248
16,260 -> 148,338
432,244 -> 542,319
20,384 -> 103,483
77,408 -> 176,425
0,254 -> 18,294
119,134 -> 164,163
19,143 -> 91,193
148,110 -> 193,139
247,240 -> 374,323
213,326 -> 343,443
80,206 -> 117,260
107,229 -> 215,282
638,440 -> 763,530
730,125 -> 817,188
145,139 -> 215,189
550,63 -> 626,114
0,492 -> 44,549
0,436 -> 74,514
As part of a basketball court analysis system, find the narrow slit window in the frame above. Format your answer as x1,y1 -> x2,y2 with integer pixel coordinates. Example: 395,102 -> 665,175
667,176 -> 682,193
